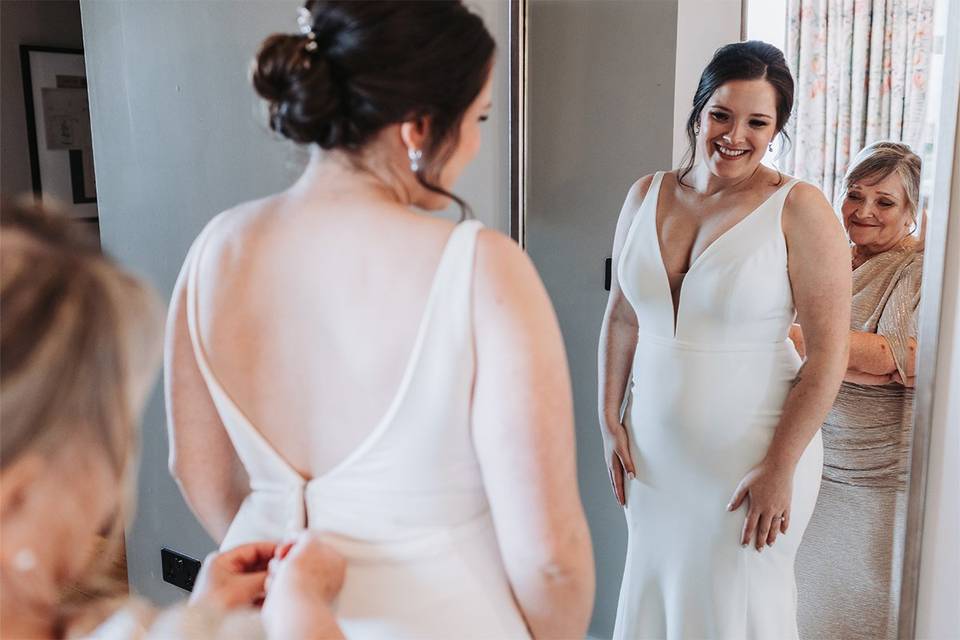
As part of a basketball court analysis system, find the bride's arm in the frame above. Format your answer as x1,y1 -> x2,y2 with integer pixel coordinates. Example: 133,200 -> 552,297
165,238 -> 249,544
728,183 -> 850,550
471,230 -> 595,640
597,175 -> 653,505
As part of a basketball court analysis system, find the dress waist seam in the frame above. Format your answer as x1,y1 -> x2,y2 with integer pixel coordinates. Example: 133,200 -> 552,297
635,331 -> 794,353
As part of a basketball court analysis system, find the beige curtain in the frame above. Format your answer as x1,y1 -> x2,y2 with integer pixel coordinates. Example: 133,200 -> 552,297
784,0 -> 935,203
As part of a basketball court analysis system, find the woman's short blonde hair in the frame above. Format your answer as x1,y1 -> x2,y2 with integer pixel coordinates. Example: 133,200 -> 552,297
1,198 -> 162,481
842,140 -> 922,223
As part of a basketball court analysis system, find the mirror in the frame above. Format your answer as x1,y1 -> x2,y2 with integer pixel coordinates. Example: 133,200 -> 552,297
515,0 -> 958,638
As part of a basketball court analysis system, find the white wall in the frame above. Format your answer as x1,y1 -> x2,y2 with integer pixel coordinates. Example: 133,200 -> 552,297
744,0 -> 786,53
80,0 -> 510,604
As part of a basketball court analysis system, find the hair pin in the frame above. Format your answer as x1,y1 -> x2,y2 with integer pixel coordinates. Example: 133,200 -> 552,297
297,7 -> 313,35
297,6 -> 318,52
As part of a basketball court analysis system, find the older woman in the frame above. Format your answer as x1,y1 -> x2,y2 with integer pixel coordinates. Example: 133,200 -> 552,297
792,141 -> 923,640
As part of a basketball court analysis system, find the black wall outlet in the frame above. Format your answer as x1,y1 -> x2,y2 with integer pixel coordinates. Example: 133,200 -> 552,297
161,548 -> 201,592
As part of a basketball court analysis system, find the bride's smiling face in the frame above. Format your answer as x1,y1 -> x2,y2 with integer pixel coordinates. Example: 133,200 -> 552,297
697,79 -> 779,180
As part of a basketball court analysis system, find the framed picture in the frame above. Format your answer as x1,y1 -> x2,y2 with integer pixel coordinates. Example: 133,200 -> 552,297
20,45 -> 98,219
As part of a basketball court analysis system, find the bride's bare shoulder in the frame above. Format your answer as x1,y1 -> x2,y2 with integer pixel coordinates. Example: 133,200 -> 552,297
205,194 -> 285,240
781,178 -> 833,219
627,172 -> 661,206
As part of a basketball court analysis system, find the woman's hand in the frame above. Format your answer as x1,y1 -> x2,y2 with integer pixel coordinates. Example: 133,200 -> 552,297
601,420 -> 636,507
727,458 -> 794,550
262,532 -> 347,640
190,541 -> 277,610
891,370 -> 915,388
788,323 -> 806,359
266,532 -> 346,604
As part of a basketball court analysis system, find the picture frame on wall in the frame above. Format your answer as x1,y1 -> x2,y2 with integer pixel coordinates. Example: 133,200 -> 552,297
20,45 -> 98,219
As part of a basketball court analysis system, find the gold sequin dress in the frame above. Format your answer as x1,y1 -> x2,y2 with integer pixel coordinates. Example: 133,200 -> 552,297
796,239 -> 922,640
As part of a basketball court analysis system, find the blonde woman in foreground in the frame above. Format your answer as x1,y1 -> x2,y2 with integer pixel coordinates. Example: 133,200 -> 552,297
0,200 -> 344,640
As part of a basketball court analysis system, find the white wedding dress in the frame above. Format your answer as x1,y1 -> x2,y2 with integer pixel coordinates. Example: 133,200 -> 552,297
184,219 -> 529,639
613,172 -> 823,639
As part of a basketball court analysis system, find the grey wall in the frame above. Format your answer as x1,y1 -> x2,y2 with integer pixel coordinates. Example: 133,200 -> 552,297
80,0 -> 510,605
525,1 -> 678,636
1,0 -> 83,196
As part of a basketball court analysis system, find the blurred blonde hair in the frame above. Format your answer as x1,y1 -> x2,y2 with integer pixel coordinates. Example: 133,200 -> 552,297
1,196 -> 163,607
842,140 -> 922,226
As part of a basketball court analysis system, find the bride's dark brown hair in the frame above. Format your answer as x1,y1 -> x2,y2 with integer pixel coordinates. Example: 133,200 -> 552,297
252,0 -> 496,216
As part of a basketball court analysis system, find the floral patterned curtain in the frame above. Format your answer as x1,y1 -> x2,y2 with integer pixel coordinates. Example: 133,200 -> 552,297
784,0 -> 935,203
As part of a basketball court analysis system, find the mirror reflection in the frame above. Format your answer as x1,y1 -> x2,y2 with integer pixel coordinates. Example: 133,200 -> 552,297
525,0 -> 952,638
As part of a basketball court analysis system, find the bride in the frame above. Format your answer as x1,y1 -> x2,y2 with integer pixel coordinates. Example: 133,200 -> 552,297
598,41 -> 850,639
165,2 -> 594,638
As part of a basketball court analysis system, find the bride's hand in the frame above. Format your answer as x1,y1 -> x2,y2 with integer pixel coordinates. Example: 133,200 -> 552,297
726,458 -> 794,550
601,420 -> 636,507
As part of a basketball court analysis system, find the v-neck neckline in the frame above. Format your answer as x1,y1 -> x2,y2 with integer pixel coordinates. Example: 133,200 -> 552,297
649,172 -> 795,338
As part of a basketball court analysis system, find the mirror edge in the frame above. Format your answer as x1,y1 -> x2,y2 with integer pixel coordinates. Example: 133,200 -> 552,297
897,1 -> 960,636
508,0 -> 528,248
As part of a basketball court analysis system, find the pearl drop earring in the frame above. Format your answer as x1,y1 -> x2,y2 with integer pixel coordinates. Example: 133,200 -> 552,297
408,148 -> 422,173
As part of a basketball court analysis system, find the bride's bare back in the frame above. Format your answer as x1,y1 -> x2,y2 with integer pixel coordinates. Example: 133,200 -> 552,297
194,183 -> 459,478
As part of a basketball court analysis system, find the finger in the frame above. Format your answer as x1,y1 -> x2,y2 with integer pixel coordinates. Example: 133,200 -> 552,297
610,457 -> 625,506
616,449 -> 636,480
766,516 -> 781,546
756,513 -> 773,550
727,483 -> 747,512
221,570 -> 269,608
615,431 -> 637,479
781,509 -> 790,534
223,541 -> 279,572
741,510 -> 759,547
274,541 -> 295,561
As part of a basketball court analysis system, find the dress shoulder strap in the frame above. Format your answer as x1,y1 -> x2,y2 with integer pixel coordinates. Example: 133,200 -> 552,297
427,219 -> 483,325
183,213 -> 305,486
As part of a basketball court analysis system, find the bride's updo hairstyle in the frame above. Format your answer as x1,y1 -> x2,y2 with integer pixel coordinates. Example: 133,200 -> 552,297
252,0 -> 495,212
